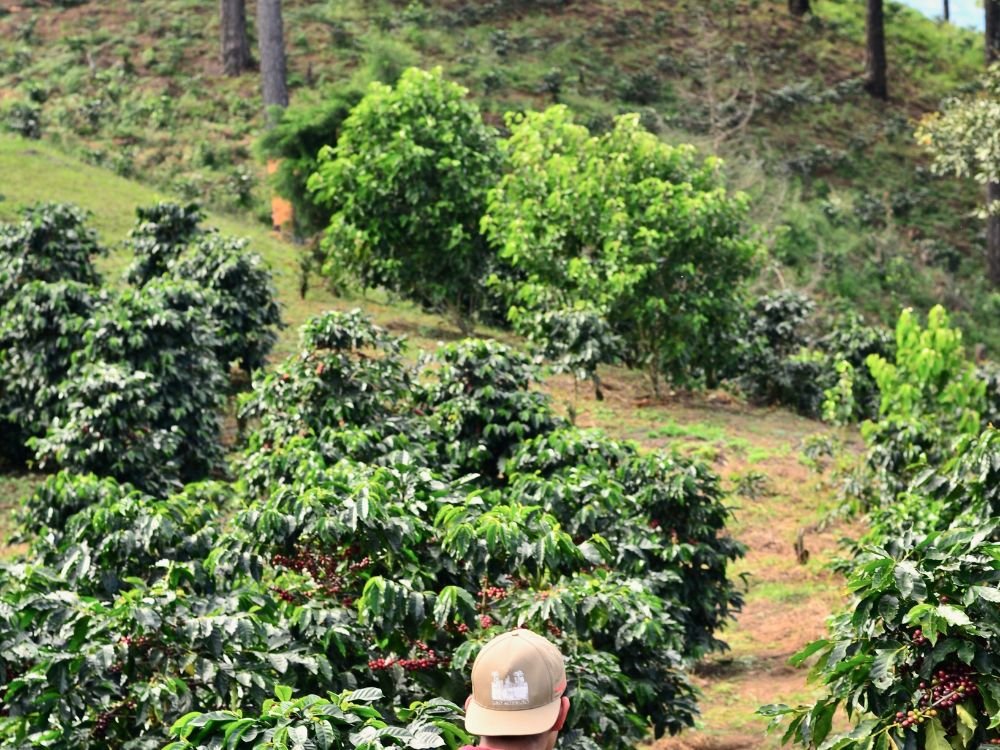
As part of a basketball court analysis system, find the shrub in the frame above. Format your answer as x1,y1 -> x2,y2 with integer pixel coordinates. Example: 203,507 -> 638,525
513,306 -> 622,400
30,363 -> 184,495
73,279 -> 227,484
18,470 -> 142,538
308,68 -> 502,328
257,86 -> 364,238
165,687 -> 470,750
124,202 -> 204,286
239,309 -> 413,457
0,202 -> 104,306
171,235 -> 283,373
417,338 -> 561,480
3,101 -> 41,139
762,525 -> 1000,750
0,281 -> 98,464
483,105 -> 760,392
27,477 -> 228,596
2,309 -> 744,750
855,306 -> 985,503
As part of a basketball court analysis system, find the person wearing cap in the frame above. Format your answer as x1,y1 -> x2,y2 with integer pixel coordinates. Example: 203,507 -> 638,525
461,629 -> 570,750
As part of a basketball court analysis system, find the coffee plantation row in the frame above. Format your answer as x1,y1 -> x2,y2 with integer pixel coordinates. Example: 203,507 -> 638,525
0,200 -> 745,749
762,307 -> 1000,749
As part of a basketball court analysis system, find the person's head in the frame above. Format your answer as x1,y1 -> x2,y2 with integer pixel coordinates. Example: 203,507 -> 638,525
463,629 -> 570,750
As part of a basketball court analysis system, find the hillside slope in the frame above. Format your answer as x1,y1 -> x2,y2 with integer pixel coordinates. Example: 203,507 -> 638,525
1,0 -> 997,349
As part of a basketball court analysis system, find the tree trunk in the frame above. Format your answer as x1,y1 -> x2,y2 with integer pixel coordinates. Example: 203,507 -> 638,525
220,0 -> 252,76
256,0 -> 288,123
986,3 -> 999,285
988,182 -> 1000,286
988,0 -> 1000,64
864,0 -> 888,100
788,0 -> 810,16
943,0 -> 949,22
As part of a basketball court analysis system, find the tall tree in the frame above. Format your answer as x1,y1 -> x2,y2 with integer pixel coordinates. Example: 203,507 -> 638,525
256,0 -> 288,123
220,0 -> 252,76
943,0 -> 949,22
789,0 -> 810,16
916,65 -> 1000,286
987,1 -> 999,284
865,0 -> 888,99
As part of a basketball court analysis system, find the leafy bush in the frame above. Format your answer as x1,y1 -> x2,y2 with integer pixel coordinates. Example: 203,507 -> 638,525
124,202 -> 204,286
855,306 -> 985,503
171,235 -> 283,373
513,306 -> 622,399
0,202 -> 103,306
28,478 -> 228,596
734,292 -> 893,421
308,68 -> 502,327
3,309 -> 744,750
3,101 -> 41,139
257,86 -> 364,238
417,338 -> 561,480
30,363 -> 184,495
70,279 -> 227,485
483,105 -> 760,391
762,525 -> 1000,750
0,281 -> 98,464
165,687 -> 470,750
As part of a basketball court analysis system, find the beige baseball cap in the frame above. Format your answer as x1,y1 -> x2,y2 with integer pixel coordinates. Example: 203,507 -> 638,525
465,629 -> 567,736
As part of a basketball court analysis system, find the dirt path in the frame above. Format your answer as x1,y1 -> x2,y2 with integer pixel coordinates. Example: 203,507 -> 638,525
543,370 -> 860,749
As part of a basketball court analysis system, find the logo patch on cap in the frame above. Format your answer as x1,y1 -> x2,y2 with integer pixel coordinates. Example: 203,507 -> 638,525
491,670 -> 530,705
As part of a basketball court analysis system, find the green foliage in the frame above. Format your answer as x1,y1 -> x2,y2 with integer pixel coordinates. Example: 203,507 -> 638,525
483,105 -> 760,391
171,235 -> 283,373
257,86 -> 364,238
309,68 -> 502,326
124,202 -> 205,287
19,469 -> 140,538
68,278 -> 227,486
734,292 -> 893,421
852,306 -> 986,505
417,338 -> 560,480
761,525 -> 1000,750
165,687 -> 470,750
916,64 -> 1000,215
2,308 -> 744,750
2,101 -> 41,139
514,306 -> 622,399
30,363 -> 184,495
0,280 -> 98,464
866,306 -> 985,437
0,202 -> 103,306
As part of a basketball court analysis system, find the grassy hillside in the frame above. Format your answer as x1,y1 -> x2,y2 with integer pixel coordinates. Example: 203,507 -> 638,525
1,0 -> 998,349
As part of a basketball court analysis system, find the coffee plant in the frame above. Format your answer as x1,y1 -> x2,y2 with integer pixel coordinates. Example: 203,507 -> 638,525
2,309 -> 745,750
0,202 -> 103,306
29,363 -> 185,495
124,202 -> 205,287
165,686 -> 470,750
733,291 -> 893,421
170,235 -> 283,374
508,306 -> 622,400
0,280 -> 98,464
71,278 -> 227,486
761,525 -> 1000,750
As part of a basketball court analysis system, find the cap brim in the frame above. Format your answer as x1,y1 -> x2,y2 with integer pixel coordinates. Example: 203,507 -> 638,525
464,697 -> 562,737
